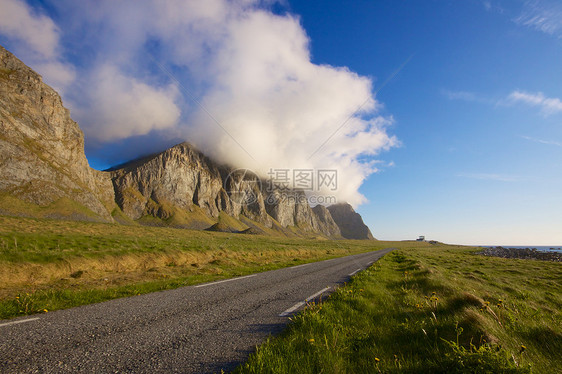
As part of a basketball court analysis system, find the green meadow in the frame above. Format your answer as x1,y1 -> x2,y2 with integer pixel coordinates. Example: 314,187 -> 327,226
236,246 -> 561,373
1,215 -> 560,372
0,214 -> 414,319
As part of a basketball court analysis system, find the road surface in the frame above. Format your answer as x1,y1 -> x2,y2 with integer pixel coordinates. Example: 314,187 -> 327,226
0,248 -> 394,373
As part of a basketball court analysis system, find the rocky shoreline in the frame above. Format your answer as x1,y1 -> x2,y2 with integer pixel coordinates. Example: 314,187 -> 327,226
479,247 -> 562,262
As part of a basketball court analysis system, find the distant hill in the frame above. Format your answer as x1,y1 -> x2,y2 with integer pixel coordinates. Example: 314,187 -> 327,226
0,44 -> 375,240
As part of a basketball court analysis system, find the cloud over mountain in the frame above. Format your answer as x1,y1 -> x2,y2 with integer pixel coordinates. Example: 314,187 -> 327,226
0,0 -> 398,206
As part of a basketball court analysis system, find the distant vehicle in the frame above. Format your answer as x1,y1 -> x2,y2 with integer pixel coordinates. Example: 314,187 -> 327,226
417,236 -> 425,241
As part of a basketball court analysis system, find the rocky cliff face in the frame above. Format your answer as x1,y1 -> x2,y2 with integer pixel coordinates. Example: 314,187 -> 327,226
0,45 -> 114,221
110,142 -> 343,237
0,44 -> 374,239
110,143 -> 272,228
312,205 -> 342,238
263,189 -> 342,237
327,203 -> 375,240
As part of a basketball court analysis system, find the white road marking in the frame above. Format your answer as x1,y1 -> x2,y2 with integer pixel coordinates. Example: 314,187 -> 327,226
0,317 -> 40,328
279,301 -> 305,317
305,287 -> 332,301
349,268 -> 362,276
290,263 -> 311,270
279,287 -> 331,317
194,274 -> 257,288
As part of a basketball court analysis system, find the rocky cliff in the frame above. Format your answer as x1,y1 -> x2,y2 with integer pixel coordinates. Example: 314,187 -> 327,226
110,142 -> 343,238
327,203 -> 375,240
312,205 -> 342,238
0,44 -> 374,239
0,45 -> 115,221
110,143 -> 271,229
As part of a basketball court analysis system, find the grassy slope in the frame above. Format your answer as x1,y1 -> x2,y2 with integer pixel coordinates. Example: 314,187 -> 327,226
0,214 -> 406,319
236,246 -> 561,374
0,193 -> 105,222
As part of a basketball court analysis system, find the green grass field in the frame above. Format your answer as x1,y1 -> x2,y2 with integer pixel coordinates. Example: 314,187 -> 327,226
236,246 -> 561,373
2,215 -> 560,372
0,215 -> 417,319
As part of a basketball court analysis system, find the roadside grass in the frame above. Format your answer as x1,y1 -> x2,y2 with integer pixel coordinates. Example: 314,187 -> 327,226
236,246 -> 561,373
0,215 -> 430,319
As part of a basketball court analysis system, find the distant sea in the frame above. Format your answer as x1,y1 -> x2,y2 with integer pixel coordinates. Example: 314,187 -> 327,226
485,246 -> 562,253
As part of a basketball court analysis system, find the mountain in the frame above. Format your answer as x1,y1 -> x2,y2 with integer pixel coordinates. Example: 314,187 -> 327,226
0,45 -> 115,221
109,142 -> 343,238
327,203 -> 375,240
0,44 -> 374,239
110,142 -> 270,229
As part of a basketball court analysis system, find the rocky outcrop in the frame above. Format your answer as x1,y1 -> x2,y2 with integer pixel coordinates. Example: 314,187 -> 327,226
312,205 -> 342,238
265,189 -> 311,228
110,143 -> 272,228
264,189 -> 342,236
327,203 -> 374,240
0,45 -> 114,221
480,247 -> 562,262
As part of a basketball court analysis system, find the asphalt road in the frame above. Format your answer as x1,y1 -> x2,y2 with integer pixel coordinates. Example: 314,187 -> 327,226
0,248 -> 394,373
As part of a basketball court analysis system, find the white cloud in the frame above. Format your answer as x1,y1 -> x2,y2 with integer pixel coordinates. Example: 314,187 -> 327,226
0,0 -> 75,91
33,60 -> 76,91
507,90 -> 562,115
77,65 -> 181,142
515,0 -> 562,38
520,135 -> 562,147
0,0 -> 59,58
181,8 -> 397,205
0,0 -> 399,206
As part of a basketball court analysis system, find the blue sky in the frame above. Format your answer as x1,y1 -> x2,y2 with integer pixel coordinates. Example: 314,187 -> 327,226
288,0 -> 562,245
1,0 -> 561,245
